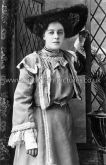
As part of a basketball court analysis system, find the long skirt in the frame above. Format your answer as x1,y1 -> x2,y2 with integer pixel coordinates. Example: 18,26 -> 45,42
13,104 -> 80,165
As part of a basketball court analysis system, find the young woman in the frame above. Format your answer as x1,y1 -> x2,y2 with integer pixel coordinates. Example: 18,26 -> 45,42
8,4 -> 88,165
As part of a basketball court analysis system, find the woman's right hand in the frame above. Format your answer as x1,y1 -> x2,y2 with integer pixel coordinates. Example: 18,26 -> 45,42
26,148 -> 38,157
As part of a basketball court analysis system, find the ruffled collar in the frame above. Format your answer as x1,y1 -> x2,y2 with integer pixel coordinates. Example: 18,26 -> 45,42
40,47 -> 68,69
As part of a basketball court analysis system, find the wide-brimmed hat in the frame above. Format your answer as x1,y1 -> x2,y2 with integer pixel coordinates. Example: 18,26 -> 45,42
24,4 -> 88,38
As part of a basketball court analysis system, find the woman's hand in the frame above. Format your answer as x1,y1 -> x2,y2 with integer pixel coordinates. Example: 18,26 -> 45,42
26,148 -> 38,157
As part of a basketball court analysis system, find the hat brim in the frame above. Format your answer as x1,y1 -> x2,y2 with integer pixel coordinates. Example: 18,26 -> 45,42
24,4 -> 88,38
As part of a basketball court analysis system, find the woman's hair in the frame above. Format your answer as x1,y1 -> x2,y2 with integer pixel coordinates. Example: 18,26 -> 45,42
33,19 -> 66,39
38,20 -> 66,38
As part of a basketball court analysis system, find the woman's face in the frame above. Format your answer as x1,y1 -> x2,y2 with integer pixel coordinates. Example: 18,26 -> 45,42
43,22 -> 65,50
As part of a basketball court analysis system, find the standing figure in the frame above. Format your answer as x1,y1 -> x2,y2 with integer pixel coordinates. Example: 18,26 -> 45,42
8,4 -> 88,165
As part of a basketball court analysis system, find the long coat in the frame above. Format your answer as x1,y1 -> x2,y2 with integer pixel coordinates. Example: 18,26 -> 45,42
8,48 -> 86,165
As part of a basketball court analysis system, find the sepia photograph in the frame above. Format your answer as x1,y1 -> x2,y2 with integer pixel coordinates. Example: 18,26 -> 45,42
0,0 -> 106,165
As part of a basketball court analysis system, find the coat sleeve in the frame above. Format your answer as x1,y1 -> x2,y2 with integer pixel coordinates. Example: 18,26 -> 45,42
65,49 -> 86,75
73,30 -> 90,75
74,51 -> 86,75
8,52 -> 39,150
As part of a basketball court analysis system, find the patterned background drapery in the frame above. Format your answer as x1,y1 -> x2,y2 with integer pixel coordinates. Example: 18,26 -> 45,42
0,0 -> 18,163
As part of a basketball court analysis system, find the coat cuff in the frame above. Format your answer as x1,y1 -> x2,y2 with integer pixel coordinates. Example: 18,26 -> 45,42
11,122 -> 35,132
8,122 -> 37,149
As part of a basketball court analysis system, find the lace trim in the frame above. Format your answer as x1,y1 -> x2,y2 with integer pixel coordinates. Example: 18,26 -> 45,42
40,49 -> 68,69
8,128 -> 37,149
